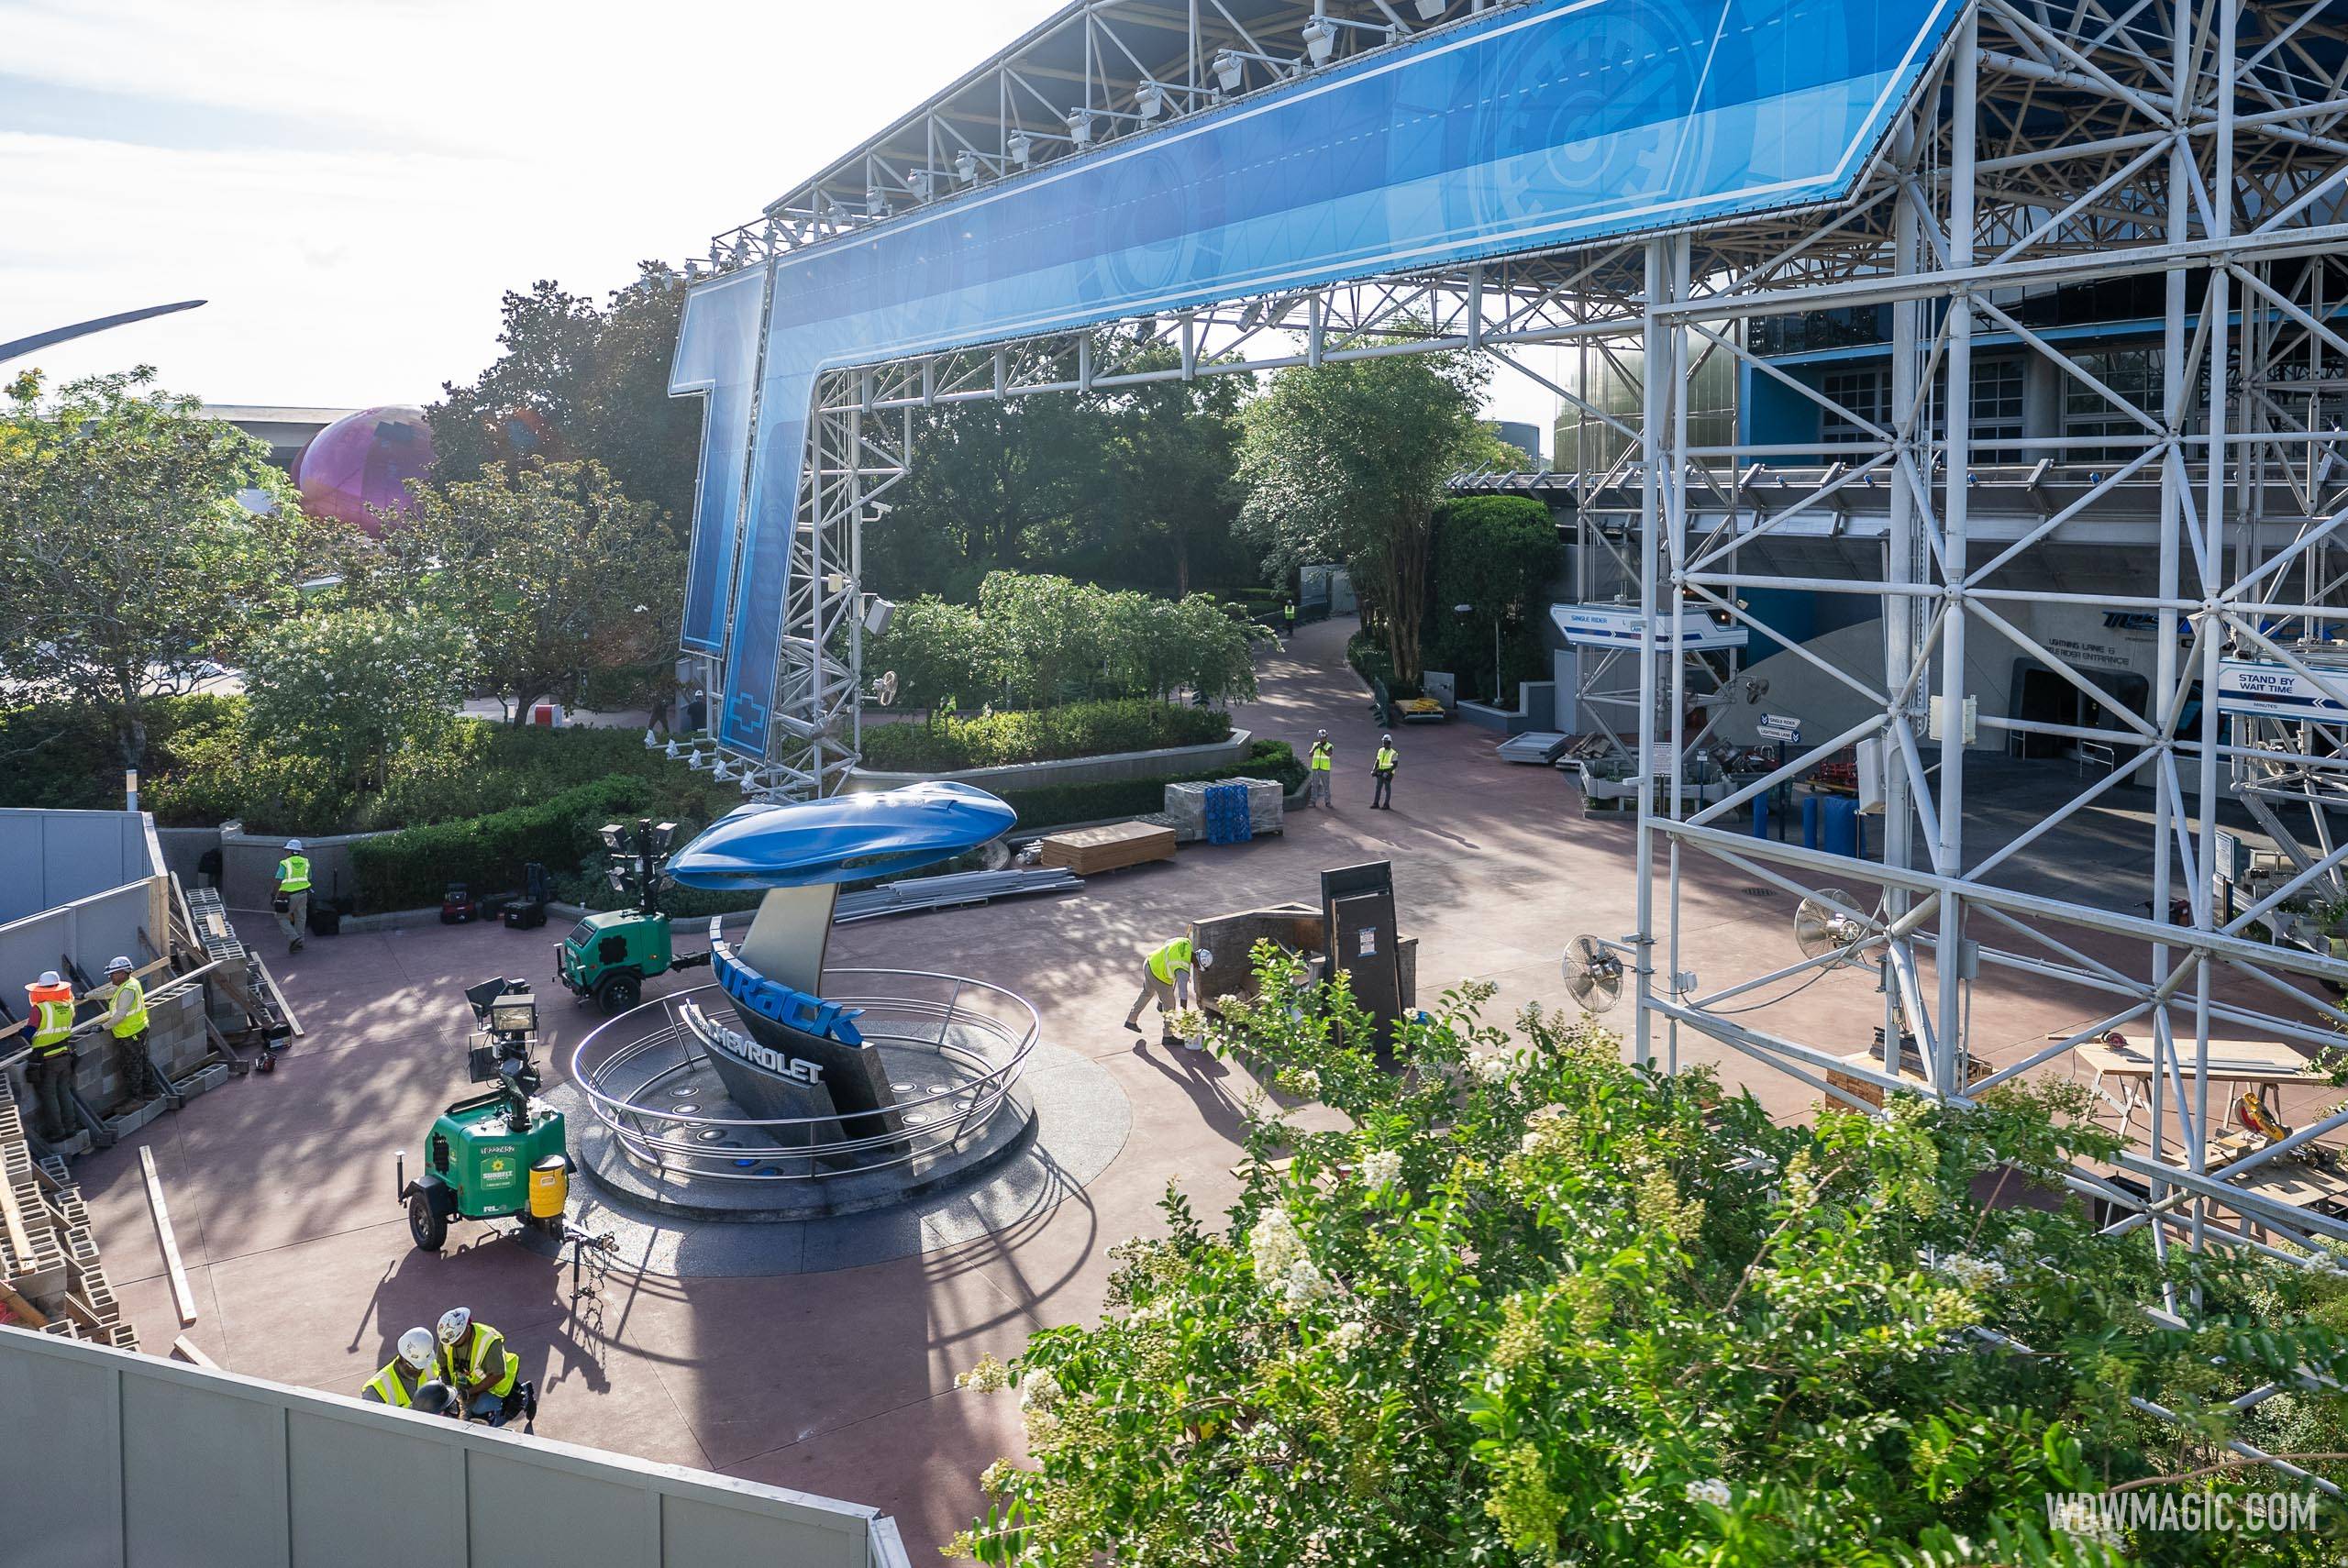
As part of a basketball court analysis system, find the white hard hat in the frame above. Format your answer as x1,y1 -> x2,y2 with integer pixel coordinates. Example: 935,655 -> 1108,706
398,1327 -> 435,1371
284,839 -> 305,853
437,1307 -> 471,1344
1316,729 -> 1328,739
1195,948 -> 1213,969
35,971 -> 61,988
107,955 -> 132,974
1381,734 -> 1392,745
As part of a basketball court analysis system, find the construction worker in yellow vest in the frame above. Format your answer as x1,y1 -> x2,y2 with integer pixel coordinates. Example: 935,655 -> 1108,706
273,840 -> 310,954
21,970 -> 78,1143
361,1328 -> 439,1408
1307,730 -> 1335,809
437,1306 -> 536,1426
1124,936 -> 1213,1047
1371,734 -> 1399,811
99,955 -> 166,1103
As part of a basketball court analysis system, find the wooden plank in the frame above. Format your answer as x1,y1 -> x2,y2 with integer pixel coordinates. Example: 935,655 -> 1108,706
170,1334 -> 216,1369
0,1170 -> 34,1269
138,1146 -> 198,1328
1036,820 -> 1176,875
0,1277 -> 49,1329
251,955 -> 305,1037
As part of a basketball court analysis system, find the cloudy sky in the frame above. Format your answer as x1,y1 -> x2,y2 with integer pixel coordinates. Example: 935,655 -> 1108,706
2,0 -> 1556,440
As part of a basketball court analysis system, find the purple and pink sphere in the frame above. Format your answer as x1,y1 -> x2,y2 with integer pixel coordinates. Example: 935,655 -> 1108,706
295,405 -> 434,537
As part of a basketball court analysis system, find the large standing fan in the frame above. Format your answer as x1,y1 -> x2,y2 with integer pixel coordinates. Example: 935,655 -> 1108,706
1562,934 -> 1624,1014
1793,889 -> 1870,966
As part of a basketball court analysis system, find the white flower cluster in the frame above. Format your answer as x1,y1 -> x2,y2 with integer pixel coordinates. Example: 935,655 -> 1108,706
1471,1053 -> 1512,1087
1276,1254 -> 1329,1309
1250,1206 -> 1305,1286
1018,1368 -> 1064,1413
1280,1067 -> 1322,1099
1359,1148 -> 1403,1191
1324,1320 -> 1368,1356
1685,1477 -> 1732,1508
1938,1253 -> 2010,1290
956,1354 -> 1011,1393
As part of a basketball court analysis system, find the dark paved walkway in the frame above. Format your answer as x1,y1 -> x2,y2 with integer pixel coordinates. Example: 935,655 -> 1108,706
73,614 -> 2335,1560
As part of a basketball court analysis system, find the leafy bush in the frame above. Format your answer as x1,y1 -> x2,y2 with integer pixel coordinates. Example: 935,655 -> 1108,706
858,701 -> 1231,773
348,775 -> 654,912
869,570 -> 1262,712
952,953 -> 2348,1566
1423,495 -> 1561,707
993,740 -> 1301,830
241,606 -> 475,793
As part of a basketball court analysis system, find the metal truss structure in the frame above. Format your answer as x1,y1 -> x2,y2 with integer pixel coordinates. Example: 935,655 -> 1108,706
675,0 -> 2348,1306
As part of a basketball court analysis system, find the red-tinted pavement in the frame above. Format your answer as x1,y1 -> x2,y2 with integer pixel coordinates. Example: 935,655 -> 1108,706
72,615 -> 2334,1560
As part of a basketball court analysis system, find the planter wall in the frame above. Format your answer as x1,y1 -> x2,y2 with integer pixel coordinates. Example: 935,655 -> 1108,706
847,728 -> 1254,794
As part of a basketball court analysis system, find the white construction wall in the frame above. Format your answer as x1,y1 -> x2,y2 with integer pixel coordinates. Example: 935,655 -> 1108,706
0,1327 -> 911,1568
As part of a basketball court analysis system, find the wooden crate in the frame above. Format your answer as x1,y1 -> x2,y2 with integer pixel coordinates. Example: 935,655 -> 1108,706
1036,820 -> 1176,876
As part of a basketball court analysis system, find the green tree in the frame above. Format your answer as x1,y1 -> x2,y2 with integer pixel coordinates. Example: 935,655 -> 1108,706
395,459 -> 682,723
1236,344 -> 1493,685
867,596 -> 997,714
0,368 -> 316,774
952,949 -> 2348,1566
241,606 -> 474,793
1092,340 -> 1248,597
427,265 -> 700,537
1425,494 -> 1563,704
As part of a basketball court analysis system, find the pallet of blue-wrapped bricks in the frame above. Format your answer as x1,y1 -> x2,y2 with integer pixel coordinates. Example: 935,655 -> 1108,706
1202,780 -> 1253,845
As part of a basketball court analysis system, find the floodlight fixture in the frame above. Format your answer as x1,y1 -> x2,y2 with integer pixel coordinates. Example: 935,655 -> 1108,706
867,187 -> 892,218
954,149 -> 980,183
712,757 -> 734,782
663,738 -> 681,759
729,235 -> 750,266
1301,16 -> 1336,64
683,259 -> 700,282
1415,0 -> 1443,16
862,594 -> 899,637
598,823 -> 628,852
650,822 -> 677,851
908,169 -> 936,202
643,727 -> 659,749
1135,81 -> 1166,120
1007,130 -> 1033,166
688,750 -> 710,772
1213,48 -> 1244,91
1068,108 -> 1095,146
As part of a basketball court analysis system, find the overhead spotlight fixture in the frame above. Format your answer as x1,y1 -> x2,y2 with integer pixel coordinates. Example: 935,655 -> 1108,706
762,218 -> 781,245
908,169 -> 936,202
954,149 -> 979,183
1213,48 -> 1244,91
1414,0 -> 1443,16
867,187 -> 891,218
1068,107 -> 1094,147
1135,81 -> 1165,120
729,235 -> 750,265
683,259 -> 700,282
1007,130 -> 1033,166
1301,15 -> 1336,64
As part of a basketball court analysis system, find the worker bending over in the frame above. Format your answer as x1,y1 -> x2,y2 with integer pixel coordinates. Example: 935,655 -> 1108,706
21,971 -> 78,1143
273,840 -> 310,953
1371,734 -> 1398,810
99,955 -> 167,1102
437,1307 -> 536,1425
1307,731 -> 1335,808
1124,936 -> 1213,1047
361,1328 -> 438,1408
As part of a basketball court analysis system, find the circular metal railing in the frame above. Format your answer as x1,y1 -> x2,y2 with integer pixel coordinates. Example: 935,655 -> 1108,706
567,972 -> 1040,1184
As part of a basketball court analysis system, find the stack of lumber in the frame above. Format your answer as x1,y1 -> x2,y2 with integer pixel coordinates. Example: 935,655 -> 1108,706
0,1079 -> 134,1349
1036,820 -> 1178,875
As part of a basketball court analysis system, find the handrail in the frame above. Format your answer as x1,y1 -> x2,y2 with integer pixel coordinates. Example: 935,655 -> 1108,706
567,973 -> 1040,1183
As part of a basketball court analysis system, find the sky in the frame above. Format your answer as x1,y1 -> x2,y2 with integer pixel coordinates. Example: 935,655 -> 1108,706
1,0 -> 1557,446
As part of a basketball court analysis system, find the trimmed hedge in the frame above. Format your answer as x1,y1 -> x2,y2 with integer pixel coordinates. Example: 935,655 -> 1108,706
996,739 -> 1302,831
349,775 -> 653,913
858,699 -> 1231,772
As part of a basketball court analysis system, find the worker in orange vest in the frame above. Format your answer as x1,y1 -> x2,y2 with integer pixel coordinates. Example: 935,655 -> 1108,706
21,971 -> 78,1143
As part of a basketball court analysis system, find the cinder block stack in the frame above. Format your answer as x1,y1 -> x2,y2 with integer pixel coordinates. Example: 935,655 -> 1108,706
0,1079 -> 135,1349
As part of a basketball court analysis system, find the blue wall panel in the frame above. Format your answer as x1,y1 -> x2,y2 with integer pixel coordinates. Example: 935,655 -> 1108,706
677,0 -> 1958,756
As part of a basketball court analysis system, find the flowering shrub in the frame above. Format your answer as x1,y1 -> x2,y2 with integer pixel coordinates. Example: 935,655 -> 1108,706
952,946 -> 2348,1565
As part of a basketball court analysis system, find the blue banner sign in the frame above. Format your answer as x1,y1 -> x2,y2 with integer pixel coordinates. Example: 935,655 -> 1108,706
677,0 -> 1959,756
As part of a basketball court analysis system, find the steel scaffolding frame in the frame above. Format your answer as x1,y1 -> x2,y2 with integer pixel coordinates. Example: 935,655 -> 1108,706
680,0 -> 2348,1286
